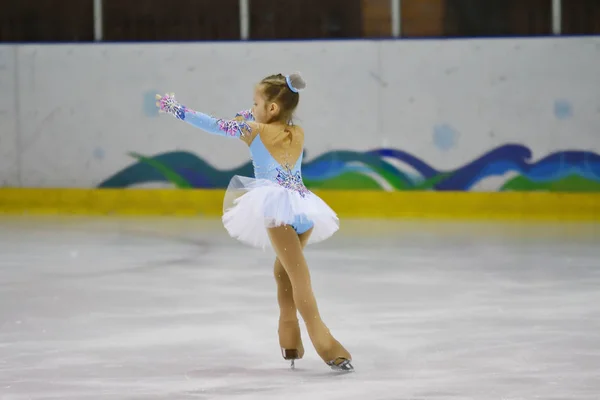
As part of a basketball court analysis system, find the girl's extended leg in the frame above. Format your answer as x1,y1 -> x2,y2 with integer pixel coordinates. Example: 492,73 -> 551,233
268,225 -> 351,365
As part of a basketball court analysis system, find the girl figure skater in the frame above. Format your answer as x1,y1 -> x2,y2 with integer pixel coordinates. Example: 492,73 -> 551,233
155,73 -> 353,372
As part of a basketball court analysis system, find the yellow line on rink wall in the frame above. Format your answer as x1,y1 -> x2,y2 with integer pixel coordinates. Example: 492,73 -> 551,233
0,189 -> 599,221
0,189 -> 225,216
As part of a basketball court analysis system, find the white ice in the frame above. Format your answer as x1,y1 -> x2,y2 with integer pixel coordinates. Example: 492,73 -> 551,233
1,216 -> 599,400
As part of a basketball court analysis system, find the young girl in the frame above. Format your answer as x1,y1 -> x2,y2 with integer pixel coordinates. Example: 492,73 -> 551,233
155,73 -> 353,372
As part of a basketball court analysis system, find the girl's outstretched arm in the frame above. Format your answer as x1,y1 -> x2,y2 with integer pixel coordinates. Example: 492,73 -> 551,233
156,93 -> 256,141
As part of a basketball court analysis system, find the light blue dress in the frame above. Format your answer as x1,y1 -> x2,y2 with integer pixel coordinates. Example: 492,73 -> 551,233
158,94 -> 339,249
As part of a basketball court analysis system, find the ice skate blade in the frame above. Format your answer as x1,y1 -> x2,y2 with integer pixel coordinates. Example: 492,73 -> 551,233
327,358 -> 354,373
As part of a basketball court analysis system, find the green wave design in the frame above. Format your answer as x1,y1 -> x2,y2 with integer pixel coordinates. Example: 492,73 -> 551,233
501,175 -> 600,192
130,152 -> 192,188
304,172 -> 382,190
303,171 -> 453,191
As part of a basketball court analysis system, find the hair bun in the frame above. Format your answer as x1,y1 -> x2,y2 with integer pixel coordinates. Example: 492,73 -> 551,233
287,72 -> 306,92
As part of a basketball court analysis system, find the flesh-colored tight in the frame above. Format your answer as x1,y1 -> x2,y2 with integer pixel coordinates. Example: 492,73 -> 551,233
269,224 -> 351,364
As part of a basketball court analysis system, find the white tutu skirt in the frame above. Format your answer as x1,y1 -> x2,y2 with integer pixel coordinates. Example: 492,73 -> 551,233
221,175 -> 339,249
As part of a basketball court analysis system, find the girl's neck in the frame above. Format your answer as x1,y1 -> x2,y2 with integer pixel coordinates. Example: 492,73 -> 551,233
267,120 -> 292,127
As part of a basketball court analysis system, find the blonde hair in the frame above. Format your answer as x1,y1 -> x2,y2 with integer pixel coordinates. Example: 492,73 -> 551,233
259,72 -> 306,124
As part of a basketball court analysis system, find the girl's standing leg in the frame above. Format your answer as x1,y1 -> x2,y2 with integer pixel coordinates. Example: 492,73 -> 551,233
274,228 -> 311,360
268,225 -> 351,365
274,258 -> 304,359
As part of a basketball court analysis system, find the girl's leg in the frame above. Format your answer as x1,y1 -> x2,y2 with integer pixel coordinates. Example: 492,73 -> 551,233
274,258 -> 304,359
274,228 -> 311,360
268,224 -> 351,364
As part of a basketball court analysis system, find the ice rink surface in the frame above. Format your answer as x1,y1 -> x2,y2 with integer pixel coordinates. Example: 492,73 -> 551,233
1,216 -> 599,400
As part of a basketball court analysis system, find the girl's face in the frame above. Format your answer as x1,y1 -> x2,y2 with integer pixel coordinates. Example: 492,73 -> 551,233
252,85 -> 279,124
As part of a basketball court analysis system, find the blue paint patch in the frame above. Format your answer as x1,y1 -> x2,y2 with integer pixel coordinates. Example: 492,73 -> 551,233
143,90 -> 160,117
433,124 -> 459,151
93,147 -> 105,160
554,99 -> 573,120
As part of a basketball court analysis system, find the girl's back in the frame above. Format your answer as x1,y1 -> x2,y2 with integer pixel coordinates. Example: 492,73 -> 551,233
248,124 -> 304,174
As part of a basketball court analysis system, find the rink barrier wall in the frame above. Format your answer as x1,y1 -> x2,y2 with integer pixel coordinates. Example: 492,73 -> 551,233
2,38 -> 600,191
0,189 -> 599,221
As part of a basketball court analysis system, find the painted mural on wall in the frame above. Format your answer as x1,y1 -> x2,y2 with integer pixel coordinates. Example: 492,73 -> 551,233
98,144 -> 600,192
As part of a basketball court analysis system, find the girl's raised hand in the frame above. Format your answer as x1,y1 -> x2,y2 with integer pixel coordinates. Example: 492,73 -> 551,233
155,93 -> 186,119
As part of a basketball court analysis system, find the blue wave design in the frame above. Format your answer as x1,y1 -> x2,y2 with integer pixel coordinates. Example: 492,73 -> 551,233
367,148 -> 440,178
432,145 -> 600,190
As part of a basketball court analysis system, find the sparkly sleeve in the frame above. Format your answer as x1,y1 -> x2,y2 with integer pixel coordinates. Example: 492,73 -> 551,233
234,109 -> 255,122
156,93 -> 253,139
